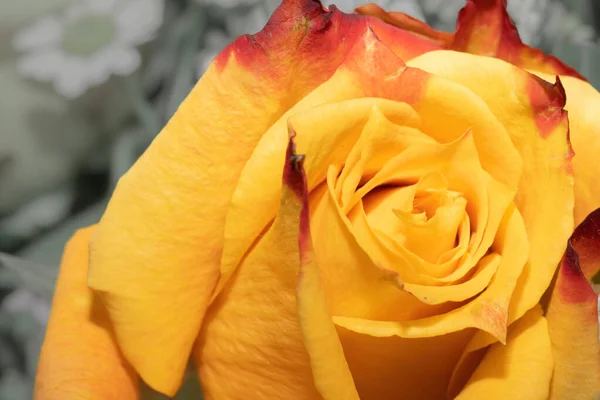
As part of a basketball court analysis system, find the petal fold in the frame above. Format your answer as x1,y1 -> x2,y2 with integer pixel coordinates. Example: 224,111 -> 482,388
291,137 -> 361,400
455,305 -> 553,400
408,50 -> 574,330
35,227 -> 139,400
546,209 -> 600,399
193,135 -> 356,399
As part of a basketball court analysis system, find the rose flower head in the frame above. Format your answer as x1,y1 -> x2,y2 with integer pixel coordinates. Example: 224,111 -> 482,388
35,1 -> 600,399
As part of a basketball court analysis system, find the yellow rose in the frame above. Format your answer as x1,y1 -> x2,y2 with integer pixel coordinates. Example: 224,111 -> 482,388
34,1 -> 600,399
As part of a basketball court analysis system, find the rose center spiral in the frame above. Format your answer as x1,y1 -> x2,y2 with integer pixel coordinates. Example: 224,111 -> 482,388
362,176 -> 468,264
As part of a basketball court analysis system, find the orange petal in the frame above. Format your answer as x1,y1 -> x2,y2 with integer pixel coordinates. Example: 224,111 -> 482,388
86,1 -> 400,395
34,227 -> 139,400
217,26 -> 426,305
455,305 -> 553,400
408,50 -> 574,334
334,203 -> 529,344
452,0 -> 585,80
193,136 -> 357,400
291,137 -> 361,400
358,0 -> 584,79
338,325 -> 473,399
356,3 -> 452,47
546,209 -> 600,399
532,72 -> 600,228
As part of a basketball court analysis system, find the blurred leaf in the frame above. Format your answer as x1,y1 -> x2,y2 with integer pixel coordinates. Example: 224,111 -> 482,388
142,0 -> 187,93
109,128 -> 145,188
0,268 -> 19,289
120,76 -> 162,141
17,198 -> 108,268
0,253 -> 55,300
165,5 -> 207,119
0,369 -> 31,400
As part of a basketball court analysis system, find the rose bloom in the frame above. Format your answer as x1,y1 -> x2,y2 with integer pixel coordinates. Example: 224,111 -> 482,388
34,1 -> 600,399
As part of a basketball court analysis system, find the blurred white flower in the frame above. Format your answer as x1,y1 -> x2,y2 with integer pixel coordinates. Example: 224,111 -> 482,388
13,0 -> 165,98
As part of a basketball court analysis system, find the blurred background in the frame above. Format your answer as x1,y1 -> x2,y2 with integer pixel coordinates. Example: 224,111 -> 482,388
0,0 -> 598,398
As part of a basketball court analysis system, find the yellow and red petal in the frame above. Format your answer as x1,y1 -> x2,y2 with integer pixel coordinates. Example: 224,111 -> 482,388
193,136 -> 357,400
216,26 -> 421,305
360,0 -> 584,79
408,50 -> 574,332
546,209 -> 600,399
356,3 -> 451,47
454,305 -> 553,400
86,1 -> 420,395
291,137 -> 361,400
34,227 -> 139,400
532,71 -> 600,228
452,0 -> 585,80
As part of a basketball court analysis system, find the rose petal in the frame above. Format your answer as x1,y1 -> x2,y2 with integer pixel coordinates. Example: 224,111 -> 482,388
86,1 -> 389,394
313,163 -> 451,321
358,0 -> 585,80
220,26 -> 523,305
193,135 -> 358,400
337,325 -> 472,398
291,137 -> 361,400
217,27 -> 424,302
532,72 -> 600,229
546,209 -> 600,399
408,50 -> 574,335
34,227 -> 139,400
452,0 -> 585,80
350,131 -> 516,289
356,3 -> 451,47
454,305 -> 553,400
334,203 -> 529,343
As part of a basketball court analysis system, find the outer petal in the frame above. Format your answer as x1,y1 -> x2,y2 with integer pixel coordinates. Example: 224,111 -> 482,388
358,0 -> 585,79
455,305 -> 553,400
87,1 -> 387,394
292,138 -> 361,400
193,137 -> 358,400
34,227 -> 139,400
546,209 -> 600,399
451,0 -> 584,79
532,72 -> 600,228
408,50 -> 574,332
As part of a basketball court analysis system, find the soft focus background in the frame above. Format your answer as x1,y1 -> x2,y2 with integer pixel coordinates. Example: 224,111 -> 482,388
0,0 -> 598,398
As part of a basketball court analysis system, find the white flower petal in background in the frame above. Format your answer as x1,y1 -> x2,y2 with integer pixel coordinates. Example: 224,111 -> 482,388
16,50 -> 65,82
105,46 -> 142,75
11,16 -> 63,52
116,0 -> 165,46
13,0 -> 165,99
